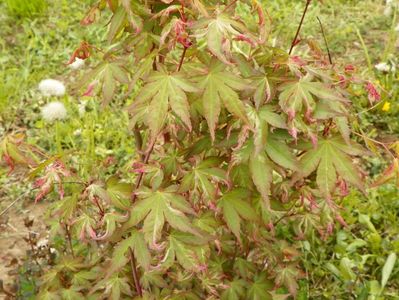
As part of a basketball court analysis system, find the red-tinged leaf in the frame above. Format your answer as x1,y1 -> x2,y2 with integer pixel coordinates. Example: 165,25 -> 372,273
192,14 -> 255,64
278,76 -> 346,120
371,158 -> 399,187
197,61 -> 251,140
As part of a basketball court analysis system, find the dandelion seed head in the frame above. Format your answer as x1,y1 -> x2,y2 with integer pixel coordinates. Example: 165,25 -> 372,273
69,58 -> 85,70
38,79 -> 66,97
41,101 -> 67,122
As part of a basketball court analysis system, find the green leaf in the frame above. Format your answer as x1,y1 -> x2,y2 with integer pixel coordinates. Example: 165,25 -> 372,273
61,288 -> 83,300
294,136 -> 364,197
381,253 -> 397,289
316,145 -> 336,198
128,71 -> 200,139
106,176 -> 132,210
179,157 -> 227,199
110,230 -> 151,275
107,6 -> 127,43
339,257 -> 356,281
247,273 -> 273,300
218,188 -> 258,241
126,189 -> 199,244
278,76 -> 346,119
249,152 -> 273,206
265,135 -> 299,171
197,62 -> 250,140
193,14 -> 251,64
102,66 -> 116,106
221,279 -> 246,300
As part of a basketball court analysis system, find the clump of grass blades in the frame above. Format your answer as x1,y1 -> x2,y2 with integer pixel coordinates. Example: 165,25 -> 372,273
5,0 -> 47,18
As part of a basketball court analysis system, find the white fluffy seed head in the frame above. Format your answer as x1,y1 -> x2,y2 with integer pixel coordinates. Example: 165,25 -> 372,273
375,62 -> 391,72
41,101 -> 67,122
38,79 -> 66,97
69,58 -> 85,70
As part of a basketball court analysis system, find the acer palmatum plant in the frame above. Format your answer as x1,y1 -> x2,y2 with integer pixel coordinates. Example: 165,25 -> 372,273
5,0 -> 391,299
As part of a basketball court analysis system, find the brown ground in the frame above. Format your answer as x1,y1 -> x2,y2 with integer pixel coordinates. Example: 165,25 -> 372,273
0,198 -> 47,299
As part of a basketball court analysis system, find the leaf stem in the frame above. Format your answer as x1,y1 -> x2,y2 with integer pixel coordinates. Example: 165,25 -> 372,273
55,121 -> 62,154
355,27 -> 372,73
129,247 -> 143,297
65,223 -> 75,258
316,16 -> 333,64
289,0 -> 312,55
177,46 -> 188,72
222,0 -> 238,14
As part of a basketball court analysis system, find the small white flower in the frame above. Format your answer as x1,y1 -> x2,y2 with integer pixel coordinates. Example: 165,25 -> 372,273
78,101 -> 87,117
41,101 -> 67,122
69,58 -> 85,70
38,79 -> 66,97
375,62 -> 391,72
73,129 -> 82,136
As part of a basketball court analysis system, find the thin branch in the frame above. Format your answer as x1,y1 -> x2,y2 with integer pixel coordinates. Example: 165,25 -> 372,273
65,223 -> 75,258
273,200 -> 298,227
0,189 -> 33,217
352,131 -> 396,159
177,46 -> 188,72
131,138 -> 156,203
222,0 -> 238,14
129,247 -> 143,297
289,0 -> 312,55
316,16 -> 333,64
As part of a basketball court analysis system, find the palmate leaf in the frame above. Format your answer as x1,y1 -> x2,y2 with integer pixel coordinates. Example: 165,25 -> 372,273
161,231 -> 210,272
179,156 -> 227,200
197,61 -> 251,140
249,151 -> 273,205
192,13 -> 253,64
247,273 -> 273,300
234,133 -> 299,204
294,136 -> 365,198
108,230 -> 151,276
128,70 -> 200,139
221,279 -> 246,300
217,188 -> 258,241
278,75 -> 346,119
75,60 -> 129,106
125,187 -> 200,245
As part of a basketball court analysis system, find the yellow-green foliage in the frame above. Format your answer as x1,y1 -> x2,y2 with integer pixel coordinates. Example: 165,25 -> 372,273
5,0 -> 47,18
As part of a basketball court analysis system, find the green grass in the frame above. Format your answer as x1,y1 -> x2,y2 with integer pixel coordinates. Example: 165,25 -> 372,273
5,0 -> 47,18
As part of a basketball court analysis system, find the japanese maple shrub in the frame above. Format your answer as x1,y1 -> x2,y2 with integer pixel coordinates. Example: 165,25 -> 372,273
23,0 -> 369,298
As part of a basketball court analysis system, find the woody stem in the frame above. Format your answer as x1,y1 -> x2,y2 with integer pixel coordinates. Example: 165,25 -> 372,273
289,0 -> 312,55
